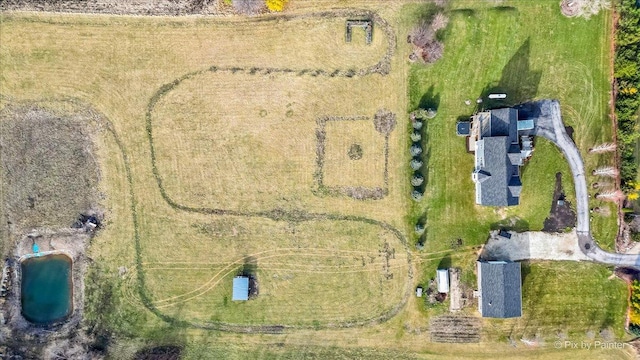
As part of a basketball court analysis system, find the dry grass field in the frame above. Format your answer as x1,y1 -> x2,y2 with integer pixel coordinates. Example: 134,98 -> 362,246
323,118 -> 387,189
151,71 -> 396,210
1,0 -> 413,342
0,0 -> 636,358
136,215 -> 409,326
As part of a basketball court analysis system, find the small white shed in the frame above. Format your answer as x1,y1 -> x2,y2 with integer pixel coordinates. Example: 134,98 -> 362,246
437,269 -> 450,293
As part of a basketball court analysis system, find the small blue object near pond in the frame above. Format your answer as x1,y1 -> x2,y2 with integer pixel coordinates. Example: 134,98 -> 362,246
32,243 -> 39,254
21,254 -> 73,324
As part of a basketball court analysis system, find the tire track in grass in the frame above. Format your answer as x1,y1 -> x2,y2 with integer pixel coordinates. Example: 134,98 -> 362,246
151,249 -> 396,307
107,8 -> 412,332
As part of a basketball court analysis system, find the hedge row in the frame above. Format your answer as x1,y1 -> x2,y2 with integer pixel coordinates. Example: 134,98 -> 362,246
614,0 -> 640,190
629,280 -> 640,335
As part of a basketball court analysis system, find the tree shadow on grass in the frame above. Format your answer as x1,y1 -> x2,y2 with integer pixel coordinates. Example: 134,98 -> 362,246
240,256 -> 258,277
417,212 -> 428,244
489,6 -> 518,14
450,8 -> 476,18
418,85 -> 441,111
240,255 -> 259,298
478,38 -> 542,110
419,138 -> 431,191
437,254 -> 452,269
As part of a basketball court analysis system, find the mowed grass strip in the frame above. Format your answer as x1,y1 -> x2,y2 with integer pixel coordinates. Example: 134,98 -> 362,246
154,264 -> 405,326
0,12 -> 388,79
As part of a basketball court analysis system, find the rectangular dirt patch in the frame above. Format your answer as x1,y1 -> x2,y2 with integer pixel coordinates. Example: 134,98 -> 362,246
429,316 -> 481,343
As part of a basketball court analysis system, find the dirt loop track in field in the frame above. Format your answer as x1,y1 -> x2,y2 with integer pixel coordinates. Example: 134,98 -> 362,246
117,9 -> 412,332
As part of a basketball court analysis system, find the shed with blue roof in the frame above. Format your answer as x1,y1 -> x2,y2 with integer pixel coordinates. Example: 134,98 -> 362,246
232,276 -> 249,301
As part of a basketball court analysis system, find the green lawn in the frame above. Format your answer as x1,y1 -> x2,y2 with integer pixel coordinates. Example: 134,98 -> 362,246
403,0 -> 615,256
402,0 -> 626,339
486,261 -> 628,341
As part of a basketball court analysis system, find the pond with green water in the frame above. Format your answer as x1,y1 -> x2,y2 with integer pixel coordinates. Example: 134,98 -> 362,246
21,254 -> 72,324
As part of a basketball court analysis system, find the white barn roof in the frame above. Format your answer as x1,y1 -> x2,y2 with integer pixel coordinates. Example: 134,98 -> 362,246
437,269 -> 449,293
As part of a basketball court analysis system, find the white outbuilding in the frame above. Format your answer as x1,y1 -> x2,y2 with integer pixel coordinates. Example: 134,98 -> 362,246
436,269 -> 450,293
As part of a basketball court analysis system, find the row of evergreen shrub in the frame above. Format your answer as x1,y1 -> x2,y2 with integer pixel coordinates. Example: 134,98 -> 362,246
614,0 -> 640,190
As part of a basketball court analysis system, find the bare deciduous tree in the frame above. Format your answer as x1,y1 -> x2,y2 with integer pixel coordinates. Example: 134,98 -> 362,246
421,40 -> 445,63
373,108 -> 397,135
409,12 -> 449,65
410,22 -> 435,48
431,12 -> 449,31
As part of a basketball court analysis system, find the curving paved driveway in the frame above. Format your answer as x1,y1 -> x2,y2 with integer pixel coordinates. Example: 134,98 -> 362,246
525,100 -> 640,268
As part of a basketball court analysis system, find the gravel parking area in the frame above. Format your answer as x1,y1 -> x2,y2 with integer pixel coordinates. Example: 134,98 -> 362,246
480,230 -> 591,262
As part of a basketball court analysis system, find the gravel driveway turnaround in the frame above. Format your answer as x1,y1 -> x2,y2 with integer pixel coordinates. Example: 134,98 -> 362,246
523,100 -> 640,268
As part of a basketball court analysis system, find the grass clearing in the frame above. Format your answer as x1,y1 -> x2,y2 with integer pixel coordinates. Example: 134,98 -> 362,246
323,119 -> 386,189
140,216 -> 409,326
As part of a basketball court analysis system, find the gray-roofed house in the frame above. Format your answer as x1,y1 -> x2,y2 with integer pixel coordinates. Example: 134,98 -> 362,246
469,108 -> 534,206
232,276 -> 249,301
476,261 -> 522,318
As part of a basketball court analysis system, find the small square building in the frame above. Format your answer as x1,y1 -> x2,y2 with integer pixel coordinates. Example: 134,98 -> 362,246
232,276 -> 249,301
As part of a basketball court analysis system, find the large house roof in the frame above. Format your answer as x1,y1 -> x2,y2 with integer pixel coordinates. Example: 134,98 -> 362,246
479,108 -> 518,143
473,108 -> 524,207
474,137 -> 521,206
478,261 -> 522,318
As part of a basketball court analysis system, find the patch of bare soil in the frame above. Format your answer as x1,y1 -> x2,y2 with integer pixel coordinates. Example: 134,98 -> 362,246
560,0 -> 610,19
135,346 -> 183,360
429,315 -> 481,343
543,172 -> 577,232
